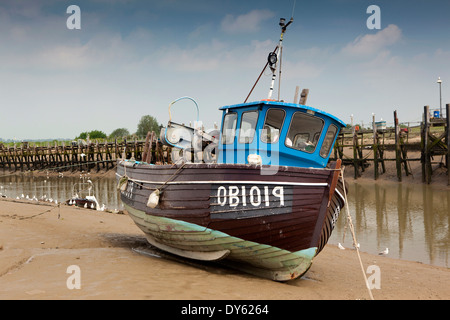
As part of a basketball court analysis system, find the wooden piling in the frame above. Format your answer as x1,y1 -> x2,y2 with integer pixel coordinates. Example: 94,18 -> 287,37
447,103 -> 450,186
352,126 -> 360,179
0,139 -> 163,173
142,132 -> 152,162
422,105 -> 432,184
372,114 -> 379,180
394,110 -> 402,182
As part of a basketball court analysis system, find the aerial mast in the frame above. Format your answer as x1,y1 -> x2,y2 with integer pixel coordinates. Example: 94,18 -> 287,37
267,16 -> 293,100
243,1 -> 296,103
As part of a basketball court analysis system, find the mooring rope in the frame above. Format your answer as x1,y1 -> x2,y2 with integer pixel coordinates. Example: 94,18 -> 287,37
0,201 -> 60,220
340,166 -> 375,300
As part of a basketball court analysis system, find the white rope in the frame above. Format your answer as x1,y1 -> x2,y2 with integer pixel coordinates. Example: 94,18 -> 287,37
340,166 -> 375,300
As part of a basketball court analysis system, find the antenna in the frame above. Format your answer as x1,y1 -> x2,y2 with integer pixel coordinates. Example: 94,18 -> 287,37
267,13 -> 294,100
243,2 -> 296,103
291,0 -> 297,20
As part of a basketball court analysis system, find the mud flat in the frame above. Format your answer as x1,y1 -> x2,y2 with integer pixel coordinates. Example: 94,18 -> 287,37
0,198 -> 448,300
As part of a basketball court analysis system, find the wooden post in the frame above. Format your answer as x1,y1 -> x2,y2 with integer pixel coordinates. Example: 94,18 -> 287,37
394,110 -> 402,181
373,114 -> 379,180
447,103 -> 450,186
142,131 -> 151,163
421,117 -> 425,183
293,86 -> 300,104
400,134 -> 410,176
299,89 -> 309,105
352,117 -> 360,179
422,105 -> 431,184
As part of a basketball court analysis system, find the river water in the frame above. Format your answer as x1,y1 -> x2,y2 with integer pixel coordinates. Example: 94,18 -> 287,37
329,181 -> 449,268
0,173 -> 448,268
0,173 -> 123,212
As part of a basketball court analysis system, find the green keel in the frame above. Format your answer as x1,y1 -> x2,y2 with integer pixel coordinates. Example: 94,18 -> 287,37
125,204 -> 317,281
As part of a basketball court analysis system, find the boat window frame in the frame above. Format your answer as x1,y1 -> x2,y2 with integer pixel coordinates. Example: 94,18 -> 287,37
238,110 -> 259,144
261,108 -> 286,144
284,111 -> 325,154
221,112 -> 238,145
319,124 -> 338,158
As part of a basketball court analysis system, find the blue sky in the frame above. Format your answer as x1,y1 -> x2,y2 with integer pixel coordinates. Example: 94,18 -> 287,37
1,0 -> 449,140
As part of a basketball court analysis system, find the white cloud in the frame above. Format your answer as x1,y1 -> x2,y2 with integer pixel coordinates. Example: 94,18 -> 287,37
158,40 -> 225,72
157,38 -> 275,73
282,61 -> 325,81
221,9 -> 274,34
341,24 -> 402,56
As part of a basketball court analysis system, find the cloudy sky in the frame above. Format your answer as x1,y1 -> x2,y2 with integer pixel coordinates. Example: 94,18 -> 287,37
1,0 -> 449,140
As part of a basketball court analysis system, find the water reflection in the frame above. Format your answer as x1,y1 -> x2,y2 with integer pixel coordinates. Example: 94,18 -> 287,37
0,173 -> 123,212
330,181 -> 450,268
1,172 -> 448,267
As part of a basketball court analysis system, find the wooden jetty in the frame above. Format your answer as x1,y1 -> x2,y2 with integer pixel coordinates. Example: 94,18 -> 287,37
2,104 -> 449,186
0,136 -> 170,173
332,104 -> 450,185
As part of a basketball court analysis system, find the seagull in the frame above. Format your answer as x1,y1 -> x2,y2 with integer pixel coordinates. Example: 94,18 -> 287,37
338,243 -> 345,250
353,242 -> 360,249
379,248 -> 389,255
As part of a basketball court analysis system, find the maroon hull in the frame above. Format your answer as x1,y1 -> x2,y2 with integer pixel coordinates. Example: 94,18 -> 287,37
117,160 -> 345,254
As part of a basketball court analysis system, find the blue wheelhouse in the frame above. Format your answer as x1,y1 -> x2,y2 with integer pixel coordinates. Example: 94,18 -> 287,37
218,100 -> 346,168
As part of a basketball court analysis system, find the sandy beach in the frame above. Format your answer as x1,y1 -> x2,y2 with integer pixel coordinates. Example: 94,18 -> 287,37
0,197 -> 448,301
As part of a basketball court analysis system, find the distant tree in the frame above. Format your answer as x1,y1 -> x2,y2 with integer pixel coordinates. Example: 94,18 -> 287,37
136,115 -> 160,138
76,132 -> 88,140
89,130 -> 107,139
109,128 -> 130,138
75,130 -> 107,140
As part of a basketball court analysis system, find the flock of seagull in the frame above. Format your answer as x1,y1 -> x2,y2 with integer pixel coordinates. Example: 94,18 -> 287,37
0,185 -> 111,212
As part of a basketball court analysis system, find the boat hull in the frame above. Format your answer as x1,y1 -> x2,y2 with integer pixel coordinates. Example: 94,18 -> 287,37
117,161 -> 345,281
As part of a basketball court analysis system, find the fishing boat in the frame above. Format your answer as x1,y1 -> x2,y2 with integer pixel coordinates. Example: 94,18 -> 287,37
116,16 -> 347,281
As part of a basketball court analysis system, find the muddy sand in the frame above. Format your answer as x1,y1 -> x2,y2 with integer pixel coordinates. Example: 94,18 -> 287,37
0,198 -> 448,301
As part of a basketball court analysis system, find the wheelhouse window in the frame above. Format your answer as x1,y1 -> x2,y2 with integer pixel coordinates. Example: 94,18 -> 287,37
261,108 -> 285,143
238,111 -> 258,144
285,111 -> 324,153
320,124 -> 338,158
222,112 -> 237,144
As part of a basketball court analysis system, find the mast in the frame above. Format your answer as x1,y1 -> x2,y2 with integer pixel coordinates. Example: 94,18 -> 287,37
243,2 -> 295,103
267,17 -> 293,100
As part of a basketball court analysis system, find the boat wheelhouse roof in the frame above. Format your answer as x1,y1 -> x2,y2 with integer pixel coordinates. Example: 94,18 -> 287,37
217,99 -> 346,168
219,100 -> 346,128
